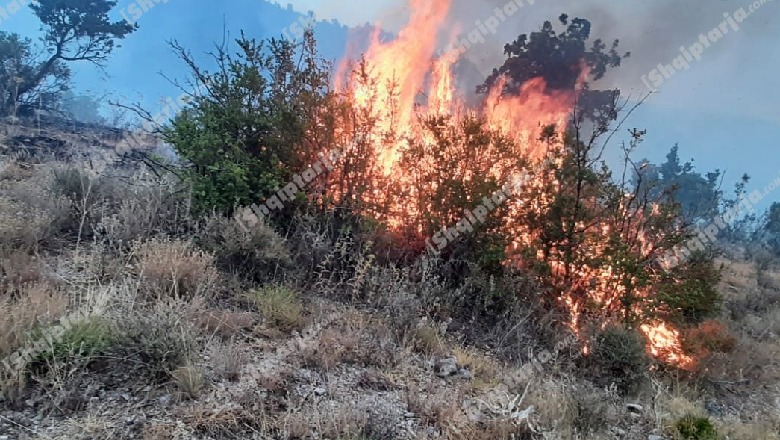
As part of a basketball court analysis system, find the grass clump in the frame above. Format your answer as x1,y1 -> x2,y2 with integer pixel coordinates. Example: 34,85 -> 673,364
33,316 -> 115,366
245,285 -> 304,333
675,415 -> 719,440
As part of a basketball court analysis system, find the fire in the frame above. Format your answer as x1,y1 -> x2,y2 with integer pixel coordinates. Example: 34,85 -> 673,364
328,0 -> 695,368
641,322 -> 696,369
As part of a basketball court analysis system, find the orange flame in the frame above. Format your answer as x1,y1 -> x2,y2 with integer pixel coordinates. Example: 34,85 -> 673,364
329,0 -> 694,368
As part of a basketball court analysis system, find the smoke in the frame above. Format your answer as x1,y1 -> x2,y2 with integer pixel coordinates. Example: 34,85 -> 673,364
368,0 -> 778,97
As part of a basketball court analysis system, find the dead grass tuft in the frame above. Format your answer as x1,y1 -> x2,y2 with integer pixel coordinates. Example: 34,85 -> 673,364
134,238 -> 219,300
207,339 -> 249,382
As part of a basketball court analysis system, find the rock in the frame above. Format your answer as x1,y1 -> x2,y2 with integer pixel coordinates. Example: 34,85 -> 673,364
612,427 -> 627,435
705,400 -> 725,417
458,367 -> 473,380
434,357 -> 459,378
648,435 -> 664,440
158,394 -> 172,406
626,403 -> 643,413
313,387 -> 326,396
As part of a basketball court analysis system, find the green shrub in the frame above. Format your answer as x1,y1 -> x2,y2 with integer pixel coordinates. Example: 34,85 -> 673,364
657,252 -> 722,325
675,415 -> 719,440
163,31 -> 332,216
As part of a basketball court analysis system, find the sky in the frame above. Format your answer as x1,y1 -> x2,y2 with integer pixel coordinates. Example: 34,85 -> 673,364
1,0 -> 778,210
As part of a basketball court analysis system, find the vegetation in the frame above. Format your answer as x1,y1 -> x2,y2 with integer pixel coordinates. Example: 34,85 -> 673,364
0,0 -> 135,116
0,7 -> 777,440
163,30 -> 332,216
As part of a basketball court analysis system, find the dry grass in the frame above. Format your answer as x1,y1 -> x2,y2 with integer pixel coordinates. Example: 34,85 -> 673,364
0,250 -> 51,288
453,346 -> 500,388
280,405 -> 369,439
412,322 -> 446,356
134,237 -> 219,300
178,402 -> 272,438
172,363 -> 205,399
207,339 -> 249,382
0,281 -> 68,359
299,309 -> 405,371
190,308 -> 256,337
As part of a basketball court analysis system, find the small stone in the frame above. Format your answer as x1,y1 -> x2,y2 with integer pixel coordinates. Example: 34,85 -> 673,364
434,357 -> 459,378
313,387 -> 326,396
458,367 -> 473,380
158,394 -> 172,406
705,400 -> 724,417
648,435 -> 664,440
626,403 -> 643,413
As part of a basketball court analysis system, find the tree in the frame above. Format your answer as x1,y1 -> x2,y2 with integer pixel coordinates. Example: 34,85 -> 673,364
0,31 -> 70,116
1,0 -> 136,115
478,14 -> 629,131
758,202 -> 780,256
60,90 -> 106,124
634,145 -> 723,223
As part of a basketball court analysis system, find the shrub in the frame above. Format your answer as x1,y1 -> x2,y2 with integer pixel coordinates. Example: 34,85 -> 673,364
134,238 -> 219,300
675,415 -> 719,440
0,190 -> 67,251
244,285 -> 304,333
588,325 -> 648,394
163,31 -> 332,215
48,167 -> 114,239
115,303 -> 201,382
196,211 -> 290,281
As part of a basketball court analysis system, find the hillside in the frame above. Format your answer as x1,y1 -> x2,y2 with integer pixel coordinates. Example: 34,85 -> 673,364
0,118 -> 778,440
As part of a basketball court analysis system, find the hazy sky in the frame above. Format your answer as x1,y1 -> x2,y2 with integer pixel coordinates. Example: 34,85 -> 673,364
2,0 -> 778,209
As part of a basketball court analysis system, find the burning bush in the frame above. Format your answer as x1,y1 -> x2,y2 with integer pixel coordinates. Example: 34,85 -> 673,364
165,2 -> 724,369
